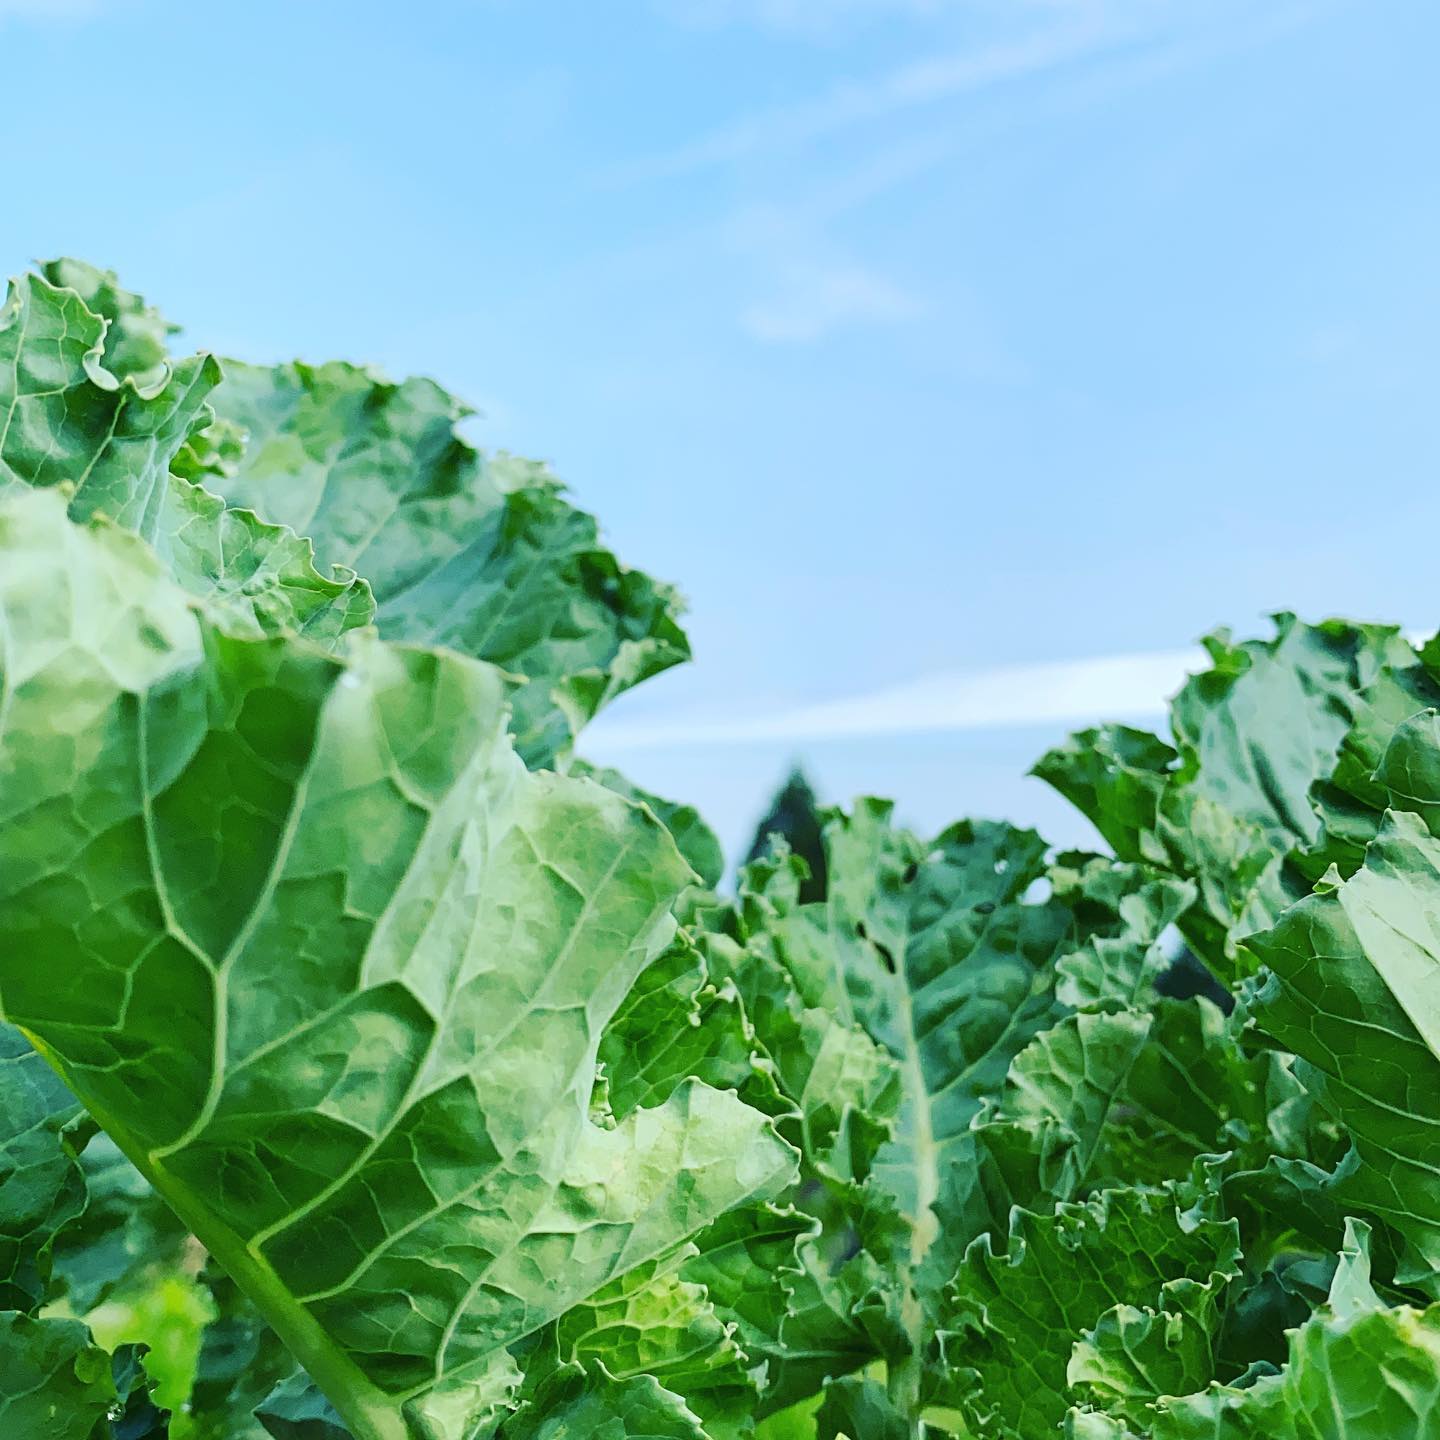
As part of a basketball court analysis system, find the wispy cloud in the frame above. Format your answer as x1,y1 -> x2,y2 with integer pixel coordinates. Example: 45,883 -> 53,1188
612,1 -> 1331,187
587,646 -> 1206,750
592,615 -> 1427,750
630,0 -> 1330,346
740,256 -> 918,342
605,17 -> 1112,185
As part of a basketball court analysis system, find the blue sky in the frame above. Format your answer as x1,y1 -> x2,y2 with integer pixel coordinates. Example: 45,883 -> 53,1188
4,0 -> 1438,860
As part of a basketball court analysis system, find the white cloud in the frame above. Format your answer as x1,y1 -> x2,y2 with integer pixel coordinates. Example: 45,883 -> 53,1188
587,646 -> 1206,750
590,621 -> 1429,751
740,257 -> 918,342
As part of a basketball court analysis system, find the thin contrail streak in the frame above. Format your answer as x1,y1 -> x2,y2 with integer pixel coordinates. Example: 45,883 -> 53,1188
587,646 -> 1208,751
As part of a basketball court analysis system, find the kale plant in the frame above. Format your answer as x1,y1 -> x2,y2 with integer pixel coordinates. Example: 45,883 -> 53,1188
3,260 -> 1440,1440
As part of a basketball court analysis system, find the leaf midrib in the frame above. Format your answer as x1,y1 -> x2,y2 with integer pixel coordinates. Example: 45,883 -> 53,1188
20,1028 -> 411,1440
